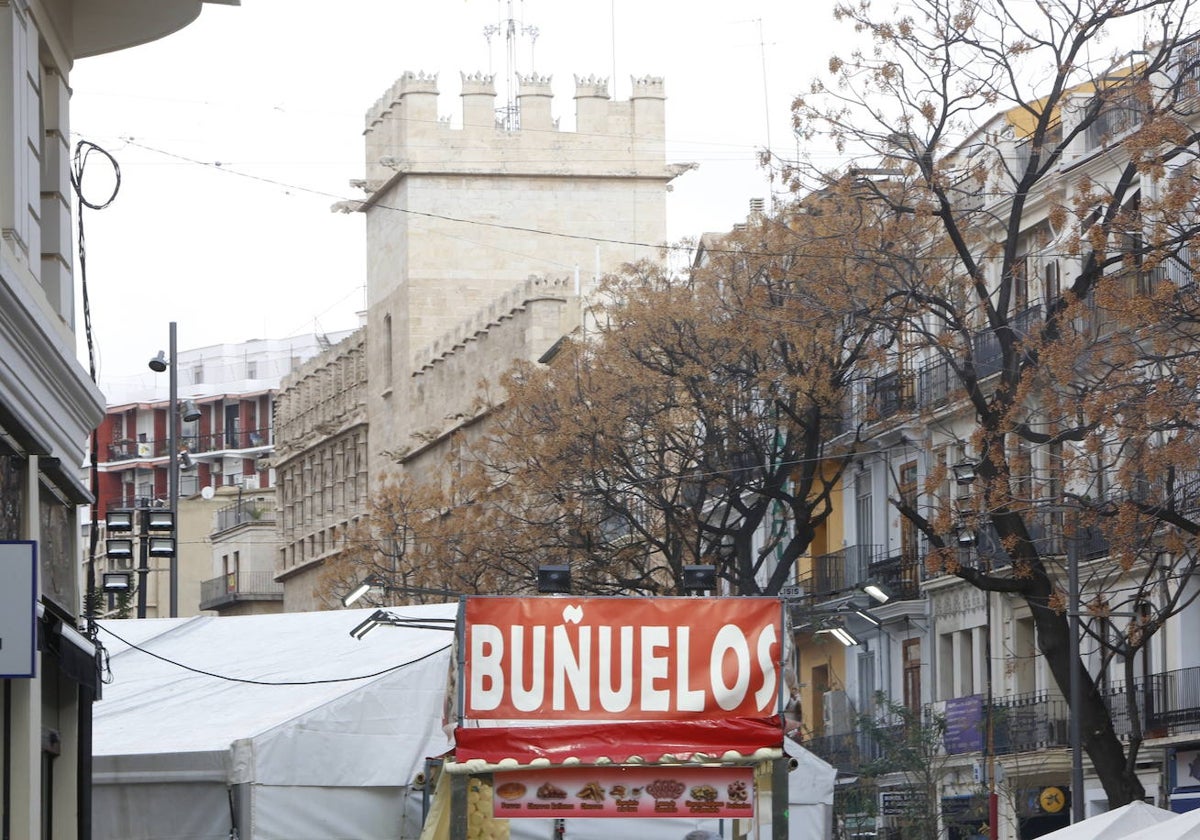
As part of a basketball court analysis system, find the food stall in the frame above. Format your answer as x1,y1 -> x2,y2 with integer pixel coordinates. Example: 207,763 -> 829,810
422,596 -> 792,840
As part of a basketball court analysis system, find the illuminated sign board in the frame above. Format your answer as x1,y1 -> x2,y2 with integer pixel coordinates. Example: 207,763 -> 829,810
464,597 -> 782,721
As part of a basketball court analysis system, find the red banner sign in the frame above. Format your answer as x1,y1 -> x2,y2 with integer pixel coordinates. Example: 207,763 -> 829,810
492,766 -> 755,819
464,597 -> 782,720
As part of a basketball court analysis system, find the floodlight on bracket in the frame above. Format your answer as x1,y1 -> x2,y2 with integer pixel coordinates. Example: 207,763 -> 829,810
348,608 -> 458,640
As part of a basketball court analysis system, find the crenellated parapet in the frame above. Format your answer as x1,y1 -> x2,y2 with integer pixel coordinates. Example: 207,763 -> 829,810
275,329 -> 368,459
360,69 -> 669,193
631,75 -> 666,99
460,71 -> 497,128
414,274 -> 575,373
574,74 -> 610,99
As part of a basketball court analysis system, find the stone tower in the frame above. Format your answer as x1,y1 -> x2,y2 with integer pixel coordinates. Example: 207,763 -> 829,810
358,70 -> 680,476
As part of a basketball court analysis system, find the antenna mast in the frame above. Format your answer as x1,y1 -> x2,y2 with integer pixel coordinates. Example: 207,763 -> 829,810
483,0 -> 539,131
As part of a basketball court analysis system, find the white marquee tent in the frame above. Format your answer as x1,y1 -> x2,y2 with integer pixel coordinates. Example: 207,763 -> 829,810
1121,807 -> 1200,840
93,606 -> 457,840
1032,801 -> 1178,840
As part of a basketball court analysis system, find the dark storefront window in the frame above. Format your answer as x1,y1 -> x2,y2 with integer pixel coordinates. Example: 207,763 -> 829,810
40,480 -> 76,613
0,445 -> 24,539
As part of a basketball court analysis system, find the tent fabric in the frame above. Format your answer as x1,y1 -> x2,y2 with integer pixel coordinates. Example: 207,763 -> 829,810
93,606 -> 457,840
1033,801 -> 1178,840
1121,807 -> 1200,840
784,737 -> 836,840
453,715 -> 783,766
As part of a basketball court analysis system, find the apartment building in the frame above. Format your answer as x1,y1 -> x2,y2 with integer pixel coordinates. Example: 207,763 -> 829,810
95,332 -> 349,617
787,47 -> 1200,840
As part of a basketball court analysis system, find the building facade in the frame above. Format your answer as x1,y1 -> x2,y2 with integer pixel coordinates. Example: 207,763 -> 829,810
95,332 -> 345,618
788,56 -> 1200,840
0,2 -> 235,837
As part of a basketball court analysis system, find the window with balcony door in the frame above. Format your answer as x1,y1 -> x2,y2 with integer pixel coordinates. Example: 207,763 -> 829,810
903,638 -> 922,718
855,471 -> 873,551
900,461 -> 919,564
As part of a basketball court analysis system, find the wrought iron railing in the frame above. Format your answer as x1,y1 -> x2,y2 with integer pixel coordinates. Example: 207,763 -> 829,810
806,668 -> 1200,772
1104,665 -> 1200,736
797,545 -> 884,601
868,554 -> 922,601
214,499 -> 276,534
917,305 -> 1043,410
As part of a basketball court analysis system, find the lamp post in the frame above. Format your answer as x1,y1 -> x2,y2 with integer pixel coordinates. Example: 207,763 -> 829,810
149,322 -> 181,617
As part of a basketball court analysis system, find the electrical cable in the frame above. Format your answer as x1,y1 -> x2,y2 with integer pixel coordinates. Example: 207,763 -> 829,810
69,139 -> 121,638
97,622 -> 450,686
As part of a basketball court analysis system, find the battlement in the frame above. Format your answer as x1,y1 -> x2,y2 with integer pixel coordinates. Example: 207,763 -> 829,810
632,75 -> 666,99
361,69 -> 668,188
414,274 -> 575,373
573,74 -> 611,99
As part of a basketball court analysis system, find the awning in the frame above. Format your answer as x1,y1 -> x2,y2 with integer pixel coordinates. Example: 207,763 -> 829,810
452,715 -> 783,771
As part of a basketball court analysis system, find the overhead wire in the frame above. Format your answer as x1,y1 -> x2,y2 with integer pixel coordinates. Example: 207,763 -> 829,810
103,137 -> 1140,266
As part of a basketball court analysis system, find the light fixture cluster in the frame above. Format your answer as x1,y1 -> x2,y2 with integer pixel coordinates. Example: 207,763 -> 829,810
103,508 -> 176,596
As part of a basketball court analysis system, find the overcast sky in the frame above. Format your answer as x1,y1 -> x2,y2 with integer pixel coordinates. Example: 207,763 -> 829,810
70,0 -> 848,391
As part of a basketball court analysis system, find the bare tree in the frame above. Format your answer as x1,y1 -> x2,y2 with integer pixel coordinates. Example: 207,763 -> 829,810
797,0 -> 1200,805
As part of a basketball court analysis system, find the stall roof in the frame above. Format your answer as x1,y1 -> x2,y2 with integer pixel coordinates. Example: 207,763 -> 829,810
451,716 -> 784,773
95,605 -> 456,758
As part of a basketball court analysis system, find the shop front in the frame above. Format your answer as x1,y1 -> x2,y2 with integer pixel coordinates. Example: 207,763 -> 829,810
423,595 -> 792,840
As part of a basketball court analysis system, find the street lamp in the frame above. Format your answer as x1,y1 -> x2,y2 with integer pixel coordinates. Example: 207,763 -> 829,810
148,321 -> 198,618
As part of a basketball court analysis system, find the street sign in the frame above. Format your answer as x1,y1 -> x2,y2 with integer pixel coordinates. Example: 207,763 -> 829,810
0,541 -> 37,678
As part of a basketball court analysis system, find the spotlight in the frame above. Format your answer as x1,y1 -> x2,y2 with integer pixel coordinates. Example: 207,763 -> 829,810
343,580 -> 374,608
682,564 -> 716,594
102,571 -> 132,592
537,564 -> 571,594
148,351 -> 168,372
349,609 -> 389,641
862,583 -> 891,604
147,536 -> 176,558
143,509 -> 175,532
105,510 -> 135,532
105,538 -> 134,560
181,400 -> 201,422
847,604 -> 882,626
952,460 -> 977,486
829,626 -> 861,646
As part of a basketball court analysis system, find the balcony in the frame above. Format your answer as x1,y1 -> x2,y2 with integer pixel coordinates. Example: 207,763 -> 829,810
796,545 -> 883,602
865,371 -> 914,422
214,499 -> 276,536
181,426 -> 270,455
932,507 -> 1111,579
199,570 -> 283,611
805,666 -> 1200,772
916,305 -> 1043,410
867,553 -> 922,602
1105,665 -> 1200,737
